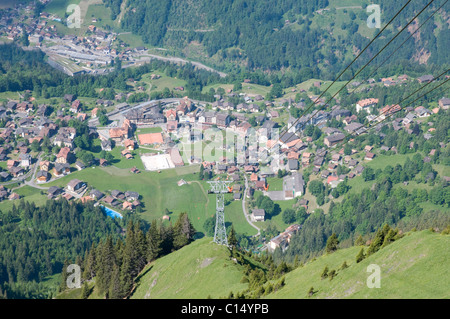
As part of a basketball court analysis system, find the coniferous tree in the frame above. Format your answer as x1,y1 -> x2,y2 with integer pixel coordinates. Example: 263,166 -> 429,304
356,248 -> 366,263
293,255 -> 300,268
123,221 -> 137,276
82,242 -> 97,281
328,269 -> 337,281
227,226 -> 238,248
325,233 -> 339,253
108,263 -> 122,299
159,222 -> 174,255
173,213 -> 196,250
146,220 -> 162,261
367,226 -> 390,256
134,222 -> 149,272
80,282 -> 90,299
381,228 -> 398,248
96,236 -> 117,295
59,259 -> 70,292
119,257 -> 134,298
320,266 -> 329,279
340,261 -> 348,270
355,234 -> 365,246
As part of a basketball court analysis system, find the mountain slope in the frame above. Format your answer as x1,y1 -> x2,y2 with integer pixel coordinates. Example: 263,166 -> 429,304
267,229 -> 450,299
116,0 -> 449,73
129,229 -> 450,299
130,237 -> 249,299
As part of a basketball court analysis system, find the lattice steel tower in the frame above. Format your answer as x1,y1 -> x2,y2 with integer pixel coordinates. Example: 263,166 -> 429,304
207,181 -> 232,246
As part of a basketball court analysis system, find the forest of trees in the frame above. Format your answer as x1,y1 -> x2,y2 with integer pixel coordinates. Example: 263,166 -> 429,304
63,213 -> 196,299
119,0 -> 449,76
0,196 -> 197,300
0,200 -> 122,299
0,42 -> 447,110
0,43 -> 222,102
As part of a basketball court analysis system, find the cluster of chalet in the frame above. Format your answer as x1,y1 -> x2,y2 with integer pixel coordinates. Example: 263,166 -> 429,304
0,2 -> 118,57
103,190 -> 141,211
0,185 -> 20,202
46,178 -> 142,212
0,92 -> 106,184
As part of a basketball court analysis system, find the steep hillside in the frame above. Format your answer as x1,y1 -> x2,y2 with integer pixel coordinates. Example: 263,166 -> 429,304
127,229 -> 450,299
130,237 -> 249,299
115,0 -> 449,73
266,229 -> 450,299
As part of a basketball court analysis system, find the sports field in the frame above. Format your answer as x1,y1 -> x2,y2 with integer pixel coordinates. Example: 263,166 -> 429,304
141,153 -> 175,171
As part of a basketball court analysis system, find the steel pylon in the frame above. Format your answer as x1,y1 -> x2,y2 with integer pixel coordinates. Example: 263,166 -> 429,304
207,181 -> 232,246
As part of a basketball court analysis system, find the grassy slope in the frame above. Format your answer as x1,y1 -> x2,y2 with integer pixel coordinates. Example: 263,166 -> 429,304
131,237 -> 248,299
266,230 -> 450,299
129,230 -> 449,299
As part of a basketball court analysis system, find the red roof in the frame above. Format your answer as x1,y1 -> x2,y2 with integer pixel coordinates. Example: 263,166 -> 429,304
138,132 -> 163,145
165,109 -> 177,119
357,98 -> 379,107
57,147 -> 70,159
327,175 -> 338,184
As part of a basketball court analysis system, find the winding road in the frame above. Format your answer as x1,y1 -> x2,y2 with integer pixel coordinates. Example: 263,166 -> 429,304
131,53 -> 227,78
241,170 -> 260,237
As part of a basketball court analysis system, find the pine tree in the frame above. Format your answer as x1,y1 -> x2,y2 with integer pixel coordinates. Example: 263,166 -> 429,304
355,234 -> 365,246
119,257 -> 134,298
146,220 -> 162,261
108,263 -> 122,299
134,222 -> 148,272
356,248 -> 366,263
59,258 -> 70,291
367,226 -> 391,256
328,269 -> 337,281
340,261 -> 348,270
96,236 -> 117,295
173,213 -> 195,250
80,282 -> 90,299
381,228 -> 398,248
308,287 -> 315,297
293,255 -> 300,268
123,220 -> 137,277
320,266 -> 329,279
227,226 -> 238,248
325,233 -> 339,253
82,242 -> 97,280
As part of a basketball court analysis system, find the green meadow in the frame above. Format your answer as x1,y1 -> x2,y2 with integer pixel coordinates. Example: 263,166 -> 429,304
125,229 -> 450,299
130,237 -> 249,299
266,229 -> 450,299
5,162 -> 250,236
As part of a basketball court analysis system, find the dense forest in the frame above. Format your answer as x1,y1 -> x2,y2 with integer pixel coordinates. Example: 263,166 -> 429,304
64,213 -> 196,299
117,0 -> 449,76
0,42 -> 447,109
0,195 -> 196,299
0,199 -> 123,299
0,43 -> 223,100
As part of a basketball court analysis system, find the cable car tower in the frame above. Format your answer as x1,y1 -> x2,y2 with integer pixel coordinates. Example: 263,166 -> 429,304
207,180 -> 232,246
